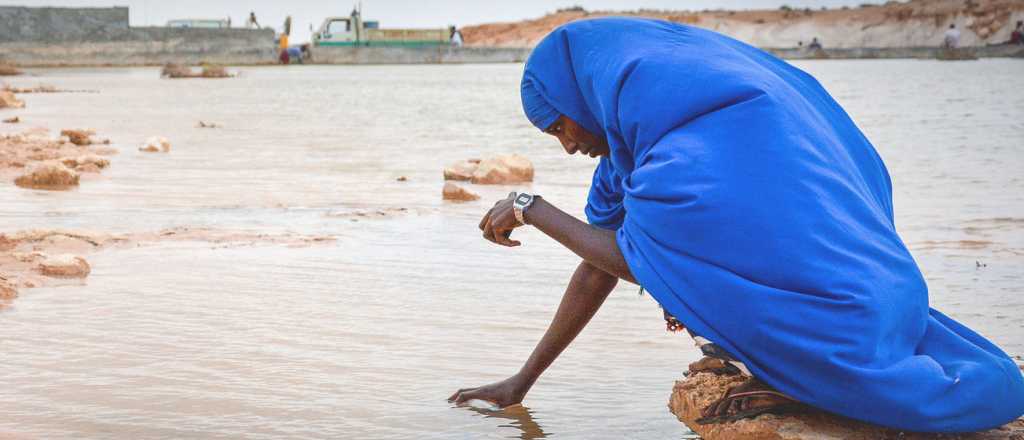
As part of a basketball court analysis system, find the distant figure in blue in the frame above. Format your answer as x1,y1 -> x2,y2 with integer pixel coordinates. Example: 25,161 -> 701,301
449,18 -> 1024,432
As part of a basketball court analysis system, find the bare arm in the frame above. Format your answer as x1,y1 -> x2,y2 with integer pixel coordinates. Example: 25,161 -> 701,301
450,194 -> 636,407
449,261 -> 617,406
524,197 -> 635,284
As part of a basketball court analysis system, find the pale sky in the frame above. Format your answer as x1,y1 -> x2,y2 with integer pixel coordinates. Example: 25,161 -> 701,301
6,0 -> 887,43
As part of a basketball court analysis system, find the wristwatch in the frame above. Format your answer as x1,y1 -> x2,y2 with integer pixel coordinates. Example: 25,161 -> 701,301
512,192 -> 540,225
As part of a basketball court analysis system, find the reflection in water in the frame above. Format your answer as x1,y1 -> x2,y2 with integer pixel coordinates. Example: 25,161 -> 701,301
461,404 -> 548,440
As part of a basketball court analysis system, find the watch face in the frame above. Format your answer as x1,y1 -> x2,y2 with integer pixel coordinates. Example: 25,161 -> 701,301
516,194 -> 532,204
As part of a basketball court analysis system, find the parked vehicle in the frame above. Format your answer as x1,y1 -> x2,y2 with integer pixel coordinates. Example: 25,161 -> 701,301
312,9 -> 448,47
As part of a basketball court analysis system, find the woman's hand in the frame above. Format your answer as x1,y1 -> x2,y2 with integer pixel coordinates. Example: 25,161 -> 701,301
479,192 -> 525,247
448,374 -> 531,408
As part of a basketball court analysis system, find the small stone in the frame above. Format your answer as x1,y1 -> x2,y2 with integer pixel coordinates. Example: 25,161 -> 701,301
139,136 -> 170,153
397,176 -> 408,182
36,254 -> 91,278
443,182 -> 480,202
14,162 -> 80,190
2,116 -> 19,123
60,129 -> 93,146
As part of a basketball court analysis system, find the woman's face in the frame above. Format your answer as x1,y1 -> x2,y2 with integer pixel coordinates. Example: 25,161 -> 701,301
545,115 -> 609,158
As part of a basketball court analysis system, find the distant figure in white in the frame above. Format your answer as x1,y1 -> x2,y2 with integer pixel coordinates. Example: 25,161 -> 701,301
247,11 -> 261,30
450,26 -> 464,47
943,24 -> 961,48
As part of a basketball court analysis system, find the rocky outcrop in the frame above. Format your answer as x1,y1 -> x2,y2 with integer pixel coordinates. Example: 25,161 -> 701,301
36,254 -> 91,278
2,129 -> 115,183
669,372 -> 1024,440
139,136 -> 171,153
443,182 -> 480,201
462,0 -> 1024,49
444,155 -> 535,184
471,154 -> 534,185
0,90 -> 25,108
444,159 -> 481,181
14,162 -> 80,190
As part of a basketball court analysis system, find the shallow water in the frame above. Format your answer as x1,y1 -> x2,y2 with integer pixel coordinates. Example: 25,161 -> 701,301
1,59 -> 1022,439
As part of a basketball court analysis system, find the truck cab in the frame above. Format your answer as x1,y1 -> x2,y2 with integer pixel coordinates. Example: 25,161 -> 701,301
312,9 -> 444,47
314,16 -> 357,45
313,10 -> 378,46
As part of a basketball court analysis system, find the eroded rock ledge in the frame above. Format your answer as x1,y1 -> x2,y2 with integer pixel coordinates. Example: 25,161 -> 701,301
669,372 -> 1024,440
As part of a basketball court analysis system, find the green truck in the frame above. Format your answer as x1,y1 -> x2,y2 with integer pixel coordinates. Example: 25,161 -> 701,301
312,10 -> 450,47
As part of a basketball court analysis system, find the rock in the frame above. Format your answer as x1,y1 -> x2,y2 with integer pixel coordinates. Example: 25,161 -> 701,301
669,372 -> 1024,440
396,176 -> 408,182
13,162 -> 80,190
62,154 -> 110,172
60,129 -> 93,146
2,116 -> 19,123
139,136 -> 170,153
161,63 -> 232,79
35,254 -> 91,278
442,182 -> 480,202
197,120 -> 220,128
444,159 -> 481,181
160,63 -> 193,78
471,154 -> 534,184
0,90 -> 25,108
199,65 -> 232,78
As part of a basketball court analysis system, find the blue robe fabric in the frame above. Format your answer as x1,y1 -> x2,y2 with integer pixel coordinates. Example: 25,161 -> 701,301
520,17 -> 1024,432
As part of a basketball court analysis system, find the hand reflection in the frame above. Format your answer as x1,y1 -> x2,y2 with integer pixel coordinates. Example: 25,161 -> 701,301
461,404 -> 548,440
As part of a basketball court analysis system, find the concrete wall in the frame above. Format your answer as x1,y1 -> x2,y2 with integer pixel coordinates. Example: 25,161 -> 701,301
310,46 -> 531,64
0,6 -> 277,66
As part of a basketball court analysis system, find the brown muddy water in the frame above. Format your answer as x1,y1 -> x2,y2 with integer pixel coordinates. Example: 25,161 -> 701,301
1,60 -> 1022,439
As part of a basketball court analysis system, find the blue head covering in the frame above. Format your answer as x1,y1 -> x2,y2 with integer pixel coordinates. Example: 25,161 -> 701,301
521,17 -> 1024,432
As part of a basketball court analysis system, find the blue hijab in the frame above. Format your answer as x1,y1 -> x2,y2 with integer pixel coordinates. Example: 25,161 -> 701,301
521,18 -> 1024,432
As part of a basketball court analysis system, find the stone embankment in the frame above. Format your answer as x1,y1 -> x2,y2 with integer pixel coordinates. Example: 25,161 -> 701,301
670,371 -> 1024,440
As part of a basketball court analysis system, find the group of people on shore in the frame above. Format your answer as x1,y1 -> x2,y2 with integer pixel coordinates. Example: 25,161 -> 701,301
800,20 -> 1024,52
945,20 -> 1024,48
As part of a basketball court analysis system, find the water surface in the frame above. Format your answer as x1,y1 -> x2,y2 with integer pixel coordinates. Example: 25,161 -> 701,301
1,59 -> 1022,439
